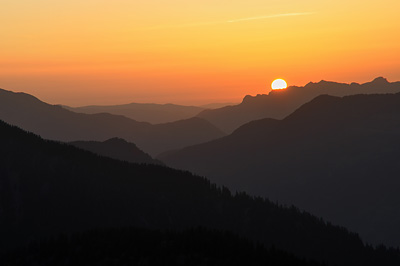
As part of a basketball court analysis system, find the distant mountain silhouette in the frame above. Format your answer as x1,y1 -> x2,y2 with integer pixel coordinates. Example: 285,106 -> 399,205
1,227 -> 325,266
70,138 -> 162,165
65,102 -> 205,124
0,88 -> 225,156
197,77 -> 400,132
1,120 -> 399,265
160,92 -> 400,247
199,102 -> 238,109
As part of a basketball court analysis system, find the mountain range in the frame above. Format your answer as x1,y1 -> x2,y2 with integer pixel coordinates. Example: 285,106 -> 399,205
64,102 -> 205,124
199,102 -> 238,109
65,102 -> 237,124
160,92 -> 400,247
1,119 -> 399,265
69,138 -> 162,165
0,88 -> 225,156
197,77 -> 400,133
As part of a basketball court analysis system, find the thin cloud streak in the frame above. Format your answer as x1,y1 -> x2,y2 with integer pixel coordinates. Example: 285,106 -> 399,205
138,12 -> 315,31
227,12 -> 315,23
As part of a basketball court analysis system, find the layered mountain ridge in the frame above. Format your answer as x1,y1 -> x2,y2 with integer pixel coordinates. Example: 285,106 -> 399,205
161,92 -> 400,247
70,138 -> 162,165
197,77 -> 400,133
1,119 -> 399,265
64,102 -> 205,124
0,88 -> 225,156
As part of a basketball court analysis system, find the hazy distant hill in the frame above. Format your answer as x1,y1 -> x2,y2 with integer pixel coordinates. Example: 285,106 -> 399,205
70,138 -> 162,165
199,102 -> 238,109
65,103 -> 205,124
161,93 -> 400,247
0,88 -> 225,156
197,77 -> 400,133
1,120 -> 399,266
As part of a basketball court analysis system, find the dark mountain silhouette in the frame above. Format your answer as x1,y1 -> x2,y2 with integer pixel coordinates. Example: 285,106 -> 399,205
64,102 -> 205,124
0,88 -> 225,156
69,138 -> 162,165
197,77 -> 400,133
1,120 -> 399,265
1,227 -> 325,266
160,92 -> 400,247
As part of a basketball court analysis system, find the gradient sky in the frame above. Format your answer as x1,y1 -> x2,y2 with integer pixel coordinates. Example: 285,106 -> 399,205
1,0 -> 399,106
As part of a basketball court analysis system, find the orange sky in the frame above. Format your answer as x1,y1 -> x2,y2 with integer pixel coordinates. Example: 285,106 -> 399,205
1,0 -> 399,106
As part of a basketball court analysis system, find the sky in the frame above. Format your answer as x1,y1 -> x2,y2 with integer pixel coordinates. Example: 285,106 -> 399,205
1,0 -> 400,106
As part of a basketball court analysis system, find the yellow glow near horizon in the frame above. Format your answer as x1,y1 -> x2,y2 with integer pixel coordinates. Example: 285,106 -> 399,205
271,79 -> 288,90
0,0 -> 399,106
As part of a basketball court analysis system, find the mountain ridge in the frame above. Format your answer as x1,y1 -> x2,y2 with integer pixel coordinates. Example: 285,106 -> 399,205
1,119 -> 400,265
0,88 -> 225,156
160,92 -> 400,247
69,137 -> 162,165
197,77 -> 400,133
64,102 -> 205,124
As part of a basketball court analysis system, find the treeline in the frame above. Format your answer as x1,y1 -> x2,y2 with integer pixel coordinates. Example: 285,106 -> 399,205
0,227 -> 325,266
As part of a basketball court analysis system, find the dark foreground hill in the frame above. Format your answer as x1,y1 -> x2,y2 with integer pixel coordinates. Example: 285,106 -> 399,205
0,227 -> 324,266
160,93 -> 400,247
197,77 -> 400,132
0,88 -> 225,156
70,138 -> 162,165
65,102 -> 205,124
1,120 -> 399,265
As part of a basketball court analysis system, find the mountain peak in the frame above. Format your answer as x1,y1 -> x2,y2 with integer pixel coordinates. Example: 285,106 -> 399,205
371,76 -> 389,84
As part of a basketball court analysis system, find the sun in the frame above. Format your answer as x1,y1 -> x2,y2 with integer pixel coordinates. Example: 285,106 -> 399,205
271,79 -> 287,90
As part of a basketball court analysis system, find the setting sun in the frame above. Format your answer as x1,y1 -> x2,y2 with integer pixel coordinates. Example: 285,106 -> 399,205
271,79 -> 288,90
